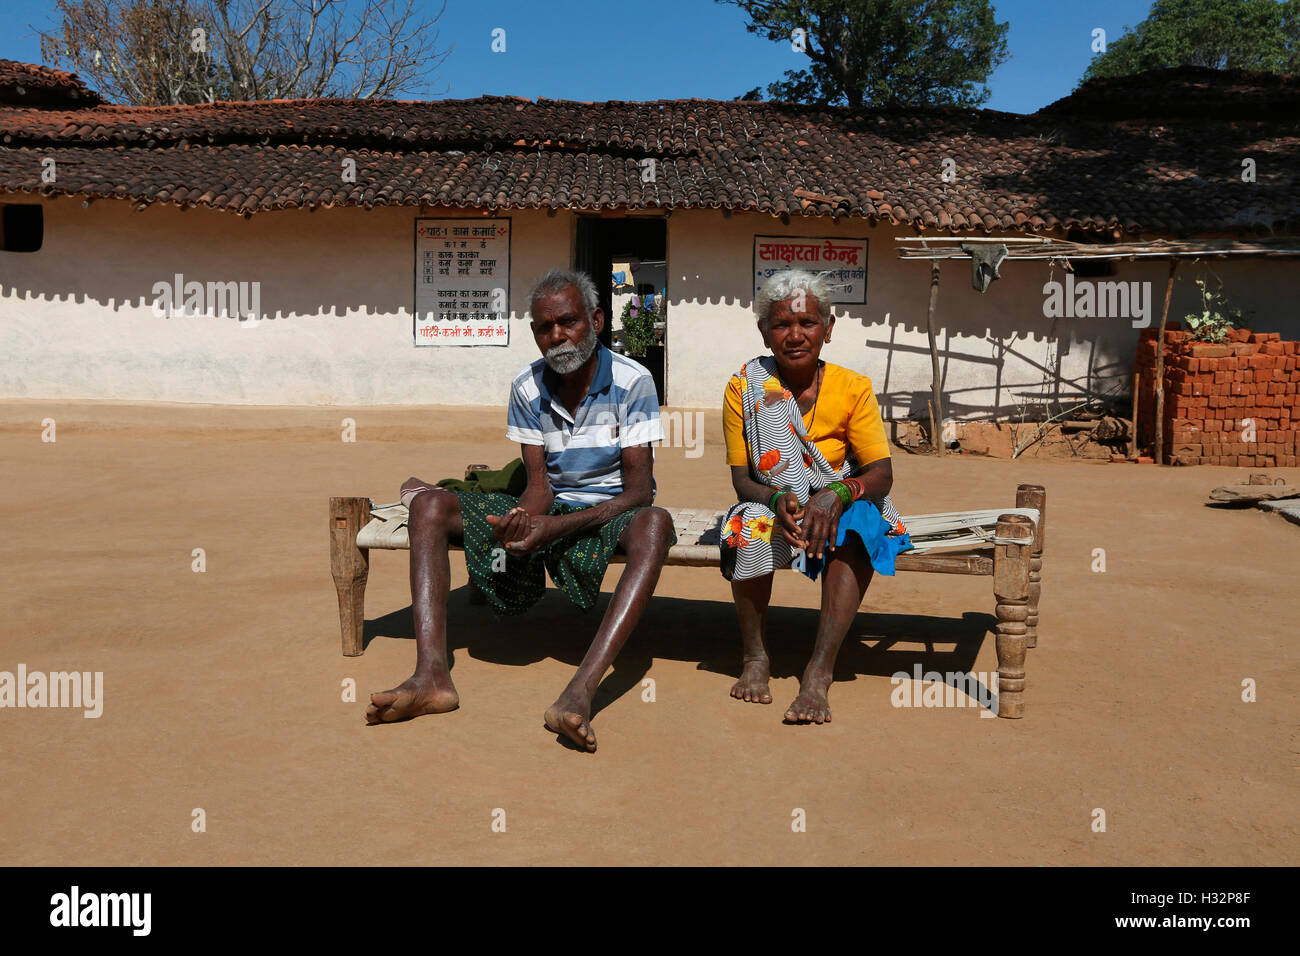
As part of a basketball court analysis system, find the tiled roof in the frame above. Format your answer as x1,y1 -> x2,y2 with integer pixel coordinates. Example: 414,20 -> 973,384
0,59 -> 104,108
0,63 -> 1296,235
1037,66 -> 1300,120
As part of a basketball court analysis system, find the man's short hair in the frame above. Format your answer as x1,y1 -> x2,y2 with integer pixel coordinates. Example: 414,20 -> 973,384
529,268 -> 599,319
754,269 -> 833,333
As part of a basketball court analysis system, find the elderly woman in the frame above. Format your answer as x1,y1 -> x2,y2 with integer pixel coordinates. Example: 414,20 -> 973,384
721,269 -> 911,724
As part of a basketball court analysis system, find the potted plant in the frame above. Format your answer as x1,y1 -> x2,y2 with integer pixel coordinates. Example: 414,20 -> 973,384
620,294 -> 666,403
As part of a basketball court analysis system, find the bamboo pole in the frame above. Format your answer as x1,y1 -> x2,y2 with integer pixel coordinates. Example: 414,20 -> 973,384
1153,259 -> 1178,465
926,260 -> 944,456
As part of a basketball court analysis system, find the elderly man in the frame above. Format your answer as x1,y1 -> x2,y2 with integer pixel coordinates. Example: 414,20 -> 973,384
366,268 -> 676,753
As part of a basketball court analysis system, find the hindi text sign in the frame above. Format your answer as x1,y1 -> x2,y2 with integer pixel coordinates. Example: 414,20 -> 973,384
753,235 -> 868,304
414,218 -> 511,346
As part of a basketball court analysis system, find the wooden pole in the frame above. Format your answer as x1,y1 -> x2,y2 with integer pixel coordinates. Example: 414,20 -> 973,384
1130,372 -> 1140,459
1153,259 -> 1178,464
926,260 -> 945,456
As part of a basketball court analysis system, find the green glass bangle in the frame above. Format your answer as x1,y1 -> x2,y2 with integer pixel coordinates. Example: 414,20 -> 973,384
768,489 -> 787,511
828,482 -> 852,506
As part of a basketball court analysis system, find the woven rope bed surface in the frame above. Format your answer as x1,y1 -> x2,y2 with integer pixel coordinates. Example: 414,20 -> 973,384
358,501 -> 1039,565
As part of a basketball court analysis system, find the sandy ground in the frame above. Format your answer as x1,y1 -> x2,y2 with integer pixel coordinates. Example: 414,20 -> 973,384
1,399 -> 1296,866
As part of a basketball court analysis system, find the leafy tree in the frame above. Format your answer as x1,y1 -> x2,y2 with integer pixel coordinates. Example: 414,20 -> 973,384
36,0 -> 451,105
1084,0 -> 1300,80
721,0 -> 1009,108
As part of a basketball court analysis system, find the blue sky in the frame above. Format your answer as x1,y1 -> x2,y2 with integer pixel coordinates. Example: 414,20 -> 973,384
3,0 -> 1160,114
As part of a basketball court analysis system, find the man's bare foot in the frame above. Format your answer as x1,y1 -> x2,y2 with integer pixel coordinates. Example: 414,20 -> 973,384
784,674 -> 832,724
730,657 -> 773,704
365,672 -> 459,724
544,695 -> 597,753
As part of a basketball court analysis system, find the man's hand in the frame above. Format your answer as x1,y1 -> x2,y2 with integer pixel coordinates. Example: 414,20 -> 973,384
774,492 -> 807,549
486,509 -> 559,554
798,489 -> 844,560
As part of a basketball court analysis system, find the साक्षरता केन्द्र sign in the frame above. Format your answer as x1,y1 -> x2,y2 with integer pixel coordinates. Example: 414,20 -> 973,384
753,235 -> 868,304
414,218 -> 512,346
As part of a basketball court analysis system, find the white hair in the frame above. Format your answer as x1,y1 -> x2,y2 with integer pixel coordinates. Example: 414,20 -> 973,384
754,269 -> 833,332
529,268 -> 598,318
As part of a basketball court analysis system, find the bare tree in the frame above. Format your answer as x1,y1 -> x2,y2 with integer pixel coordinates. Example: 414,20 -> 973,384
37,0 -> 451,105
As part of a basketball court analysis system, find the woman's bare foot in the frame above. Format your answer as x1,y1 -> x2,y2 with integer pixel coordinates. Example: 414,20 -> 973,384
784,673 -> 832,724
730,657 -> 773,703
365,671 -> 459,724
544,693 -> 597,753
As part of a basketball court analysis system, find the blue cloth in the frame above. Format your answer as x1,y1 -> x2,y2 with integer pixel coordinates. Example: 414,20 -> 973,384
505,342 -> 664,505
795,498 -> 914,581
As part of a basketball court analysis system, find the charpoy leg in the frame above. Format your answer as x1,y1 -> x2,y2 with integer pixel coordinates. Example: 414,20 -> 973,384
330,497 -> 371,657
1016,484 -> 1046,649
993,513 -> 1034,718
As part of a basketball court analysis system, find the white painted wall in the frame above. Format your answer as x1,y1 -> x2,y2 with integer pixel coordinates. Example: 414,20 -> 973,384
0,198 -> 570,405
2,197 -> 1297,415
664,208 -> 1300,418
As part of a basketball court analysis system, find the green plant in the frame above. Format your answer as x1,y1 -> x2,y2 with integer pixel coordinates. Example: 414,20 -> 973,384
1184,273 -> 1246,343
620,295 -> 660,357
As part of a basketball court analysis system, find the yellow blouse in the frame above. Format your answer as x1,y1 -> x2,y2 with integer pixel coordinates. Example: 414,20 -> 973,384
723,361 -> 891,471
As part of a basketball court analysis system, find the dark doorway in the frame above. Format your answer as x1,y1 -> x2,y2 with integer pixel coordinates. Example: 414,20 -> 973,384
574,216 -> 668,403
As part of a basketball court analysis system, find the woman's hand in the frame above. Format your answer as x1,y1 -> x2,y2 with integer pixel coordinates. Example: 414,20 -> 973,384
798,489 -> 844,560
774,492 -> 807,548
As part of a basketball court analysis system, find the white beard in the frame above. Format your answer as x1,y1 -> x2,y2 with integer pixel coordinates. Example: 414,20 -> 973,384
544,325 -> 598,374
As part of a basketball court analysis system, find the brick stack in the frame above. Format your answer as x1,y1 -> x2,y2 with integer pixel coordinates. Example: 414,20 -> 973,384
1134,326 -> 1300,466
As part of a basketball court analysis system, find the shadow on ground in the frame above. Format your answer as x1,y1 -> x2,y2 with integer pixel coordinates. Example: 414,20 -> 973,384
362,587 -> 995,719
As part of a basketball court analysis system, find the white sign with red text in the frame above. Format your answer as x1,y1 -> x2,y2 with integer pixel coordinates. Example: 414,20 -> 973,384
753,235 -> 868,304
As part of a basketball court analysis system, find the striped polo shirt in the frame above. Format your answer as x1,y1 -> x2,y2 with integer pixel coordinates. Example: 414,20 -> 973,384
505,343 -> 663,504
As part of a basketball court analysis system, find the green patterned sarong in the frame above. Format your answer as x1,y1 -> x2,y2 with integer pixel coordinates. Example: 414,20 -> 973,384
448,491 -> 671,615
